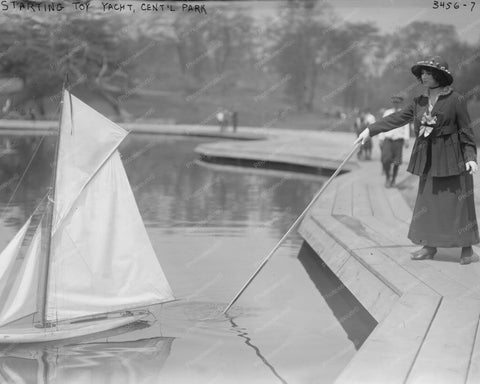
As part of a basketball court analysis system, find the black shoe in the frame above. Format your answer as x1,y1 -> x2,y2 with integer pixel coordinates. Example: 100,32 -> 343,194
460,256 -> 473,265
460,247 -> 475,265
411,246 -> 437,260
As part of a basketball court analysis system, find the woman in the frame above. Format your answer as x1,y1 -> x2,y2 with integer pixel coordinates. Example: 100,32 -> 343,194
355,56 -> 479,265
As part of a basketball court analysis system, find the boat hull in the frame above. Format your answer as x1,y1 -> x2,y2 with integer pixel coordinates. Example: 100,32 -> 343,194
0,314 -> 148,343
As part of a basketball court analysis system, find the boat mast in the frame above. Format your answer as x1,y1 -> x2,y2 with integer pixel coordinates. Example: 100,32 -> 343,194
37,84 -> 66,327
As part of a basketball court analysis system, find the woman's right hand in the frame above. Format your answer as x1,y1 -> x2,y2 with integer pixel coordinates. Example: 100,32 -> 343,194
354,128 -> 370,145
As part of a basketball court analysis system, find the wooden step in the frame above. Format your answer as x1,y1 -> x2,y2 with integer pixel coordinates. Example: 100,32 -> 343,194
352,182 -> 373,217
466,311 -> 480,384
406,298 -> 480,384
319,215 -> 436,296
332,181 -> 353,216
367,184 -> 402,226
335,292 -> 441,384
298,218 -> 351,274
384,187 -> 413,224
360,216 -> 480,300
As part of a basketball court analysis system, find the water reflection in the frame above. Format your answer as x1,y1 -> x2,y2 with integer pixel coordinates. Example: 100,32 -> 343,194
0,335 -> 174,383
228,316 -> 288,384
121,135 -> 322,236
296,242 -> 377,349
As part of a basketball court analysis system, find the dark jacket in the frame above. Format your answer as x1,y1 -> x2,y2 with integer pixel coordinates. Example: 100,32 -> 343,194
368,87 -> 477,177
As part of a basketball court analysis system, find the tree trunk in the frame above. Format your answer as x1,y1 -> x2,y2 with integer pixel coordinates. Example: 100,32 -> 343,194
306,57 -> 318,112
98,89 -> 128,122
35,97 -> 45,117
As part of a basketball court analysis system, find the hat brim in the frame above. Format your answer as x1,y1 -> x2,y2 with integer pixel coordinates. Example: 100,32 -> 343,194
411,64 -> 453,86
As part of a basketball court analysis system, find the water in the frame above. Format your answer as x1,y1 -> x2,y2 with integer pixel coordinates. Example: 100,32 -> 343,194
0,134 -> 376,384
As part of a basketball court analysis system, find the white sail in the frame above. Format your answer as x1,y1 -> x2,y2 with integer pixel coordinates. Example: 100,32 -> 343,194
0,217 -> 31,300
46,93 -> 174,322
52,90 -> 128,233
0,221 -> 42,326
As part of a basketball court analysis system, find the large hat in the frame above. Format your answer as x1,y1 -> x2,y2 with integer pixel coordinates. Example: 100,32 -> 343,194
411,56 -> 453,86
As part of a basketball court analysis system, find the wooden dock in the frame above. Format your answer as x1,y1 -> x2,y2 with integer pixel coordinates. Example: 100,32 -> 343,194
299,155 -> 480,384
194,127 -> 480,383
195,130 -> 360,173
0,119 -> 266,140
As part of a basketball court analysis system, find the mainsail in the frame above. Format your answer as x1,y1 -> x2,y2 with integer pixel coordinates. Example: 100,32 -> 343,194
45,91 -> 174,322
0,217 -> 31,298
0,219 -> 42,326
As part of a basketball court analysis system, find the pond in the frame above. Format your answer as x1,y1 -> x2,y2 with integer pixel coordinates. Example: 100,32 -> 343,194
0,134 -> 376,384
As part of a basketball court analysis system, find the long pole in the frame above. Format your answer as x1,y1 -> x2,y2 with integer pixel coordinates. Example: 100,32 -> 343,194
38,85 -> 66,326
223,142 -> 361,314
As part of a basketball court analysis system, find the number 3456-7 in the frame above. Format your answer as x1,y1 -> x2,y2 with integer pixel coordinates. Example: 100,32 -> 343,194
433,1 -> 476,10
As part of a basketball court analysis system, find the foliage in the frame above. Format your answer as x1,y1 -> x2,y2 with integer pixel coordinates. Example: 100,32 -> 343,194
0,9 -> 137,118
0,3 -> 479,125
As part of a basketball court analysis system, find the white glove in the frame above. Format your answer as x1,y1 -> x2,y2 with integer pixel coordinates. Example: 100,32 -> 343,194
466,161 -> 478,175
354,128 -> 370,145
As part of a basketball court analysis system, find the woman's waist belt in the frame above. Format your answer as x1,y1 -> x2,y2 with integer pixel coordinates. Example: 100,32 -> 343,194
431,125 -> 458,137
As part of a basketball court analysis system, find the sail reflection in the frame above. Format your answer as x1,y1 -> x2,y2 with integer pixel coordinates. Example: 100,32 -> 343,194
0,335 -> 174,383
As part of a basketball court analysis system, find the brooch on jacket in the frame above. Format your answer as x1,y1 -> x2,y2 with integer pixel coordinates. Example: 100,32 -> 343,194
419,111 -> 437,137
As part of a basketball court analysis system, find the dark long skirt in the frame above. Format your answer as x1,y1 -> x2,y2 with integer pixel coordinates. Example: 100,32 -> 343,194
407,170 -> 480,247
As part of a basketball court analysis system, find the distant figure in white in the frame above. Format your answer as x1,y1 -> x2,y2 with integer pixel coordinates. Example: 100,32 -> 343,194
216,110 -> 227,132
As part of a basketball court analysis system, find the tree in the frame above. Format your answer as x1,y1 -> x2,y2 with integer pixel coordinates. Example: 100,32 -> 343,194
140,8 -> 256,97
322,22 -> 378,110
265,1 -> 332,112
0,9 -> 138,120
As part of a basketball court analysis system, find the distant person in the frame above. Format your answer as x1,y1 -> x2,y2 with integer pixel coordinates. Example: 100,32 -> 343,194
355,56 -> 478,265
353,111 -> 368,160
378,94 -> 410,188
231,110 -> 238,133
353,111 -> 363,159
216,110 -> 227,132
360,109 -> 375,160
28,108 -> 36,121
1,98 -> 11,115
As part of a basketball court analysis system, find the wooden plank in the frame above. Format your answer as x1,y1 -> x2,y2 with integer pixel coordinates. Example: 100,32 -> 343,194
352,182 -> 373,217
332,182 -> 353,216
466,311 -> 480,384
359,215 -> 410,246
336,293 -> 441,384
361,216 -> 480,299
407,298 -> 480,384
318,217 -> 402,314
319,215 -> 374,249
319,215 -> 434,297
298,218 -> 351,274
336,256 -> 399,322
424,248 -> 480,301
367,184 -> 403,226
309,187 -> 337,217
384,188 -> 413,224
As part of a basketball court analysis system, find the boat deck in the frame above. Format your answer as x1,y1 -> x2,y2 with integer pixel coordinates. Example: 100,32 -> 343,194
299,155 -> 480,384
